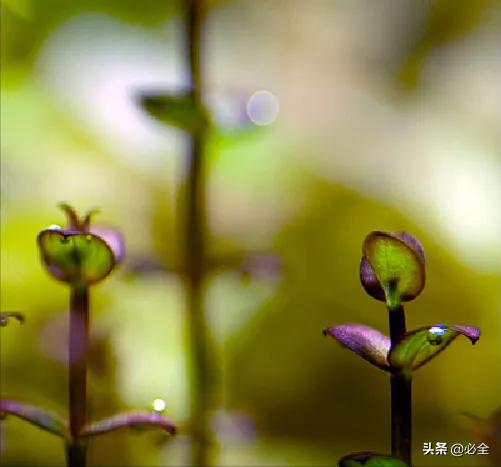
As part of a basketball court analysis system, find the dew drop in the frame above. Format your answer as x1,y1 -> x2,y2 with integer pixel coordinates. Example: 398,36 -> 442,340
427,325 -> 446,345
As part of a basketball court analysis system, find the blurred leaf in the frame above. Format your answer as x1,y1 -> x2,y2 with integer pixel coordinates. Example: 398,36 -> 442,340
90,226 -> 125,263
0,311 -> 24,327
339,452 -> 410,467
37,229 -> 116,286
465,407 -> 501,467
138,91 -> 209,133
389,324 -> 480,374
0,399 -> 69,440
80,411 -> 176,438
362,231 -> 425,309
323,324 -> 391,371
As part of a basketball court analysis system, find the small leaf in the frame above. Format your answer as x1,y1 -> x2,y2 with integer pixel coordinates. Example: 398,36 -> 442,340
389,324 -> 480,374
0,399 -> 69,440
138,91 -> 209,132
37,230 -> 115,286
338,452 -> 410,467
323,324 -> 391,371
362,231 -> 425,309
0,312 -> 24,327
80,411 -> 176,438
360,257 -> 385,302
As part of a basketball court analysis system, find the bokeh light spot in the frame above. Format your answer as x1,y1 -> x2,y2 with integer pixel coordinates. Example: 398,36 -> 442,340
152,398 -> 166,412
246,90 -> 279,126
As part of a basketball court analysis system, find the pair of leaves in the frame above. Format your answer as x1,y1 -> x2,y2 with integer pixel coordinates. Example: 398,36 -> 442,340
0,399 -> 176,442
38,204 -> 124,287
360,231 -> 425,309
339,452 -> 410,467
323,323 -> 480,375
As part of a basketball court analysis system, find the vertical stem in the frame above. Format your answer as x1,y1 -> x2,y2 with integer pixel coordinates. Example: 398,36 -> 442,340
67,286 -> 89,467
184,0 -> 211,465
388,304 -> 412,465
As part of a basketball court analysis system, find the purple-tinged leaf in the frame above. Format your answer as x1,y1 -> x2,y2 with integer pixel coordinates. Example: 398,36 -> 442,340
392,231 -> 425,262
0,312 -> 24,327
362,231 -> 425,309
339,452 -> 410,467
323,324 -> 391,371
388,324 -> 481,375
80,412 -> 176,438
0,399 -> 69,440
360,257 -> 385,302
37,230 -> 116,286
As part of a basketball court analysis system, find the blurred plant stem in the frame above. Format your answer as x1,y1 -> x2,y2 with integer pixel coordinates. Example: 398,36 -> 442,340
389,305 -> 411,465
183,0 -> 212,465
67,286 -> 89,467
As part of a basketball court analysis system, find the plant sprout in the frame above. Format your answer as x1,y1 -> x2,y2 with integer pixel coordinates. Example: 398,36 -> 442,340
324,231 -> 481,467
0,204 -> 176,467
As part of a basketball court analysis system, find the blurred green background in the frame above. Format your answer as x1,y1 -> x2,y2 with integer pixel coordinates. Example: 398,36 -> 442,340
1,0 -> 500,466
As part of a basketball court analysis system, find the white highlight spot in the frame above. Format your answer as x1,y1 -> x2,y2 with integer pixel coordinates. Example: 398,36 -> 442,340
152,398 -> 166,412
47,225 -> 62,230
246,90 -> 279,126
429,326 -> 446,335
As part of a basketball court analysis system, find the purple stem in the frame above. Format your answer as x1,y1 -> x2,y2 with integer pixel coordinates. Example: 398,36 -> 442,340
389,304 -> 412,465
67,286 -> 89,467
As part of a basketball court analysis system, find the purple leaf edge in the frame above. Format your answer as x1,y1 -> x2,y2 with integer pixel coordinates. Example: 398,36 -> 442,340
80,411 -> 177,438
0,398 -> 69,440
323,323 -> 391,371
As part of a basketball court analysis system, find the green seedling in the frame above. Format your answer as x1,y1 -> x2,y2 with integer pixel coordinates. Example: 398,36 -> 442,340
0,204 -> 176,467
324,231 -> 480,467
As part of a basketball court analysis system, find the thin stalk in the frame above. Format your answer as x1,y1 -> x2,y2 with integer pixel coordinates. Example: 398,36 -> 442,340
388,304 -> 411,465
183,0 -> 212,465
66,286 -> 89,467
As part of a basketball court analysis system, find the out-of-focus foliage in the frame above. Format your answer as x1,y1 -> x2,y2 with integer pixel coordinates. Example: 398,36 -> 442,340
1,0 -> 500,466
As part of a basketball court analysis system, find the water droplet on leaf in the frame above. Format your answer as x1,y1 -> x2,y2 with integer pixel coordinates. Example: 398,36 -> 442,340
427,325 -> 446,345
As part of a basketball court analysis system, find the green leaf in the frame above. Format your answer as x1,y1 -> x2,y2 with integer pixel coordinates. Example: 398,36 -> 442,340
0,399 -> 69,440
362,231 -> 425,309
338,452 -> 410,467
323,324 -> 391,371
80,411 -> 176,438
0,311 -> 24,327
37,229 -> 116,286
389,324 -> 480,374
138,92 -> 209,132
